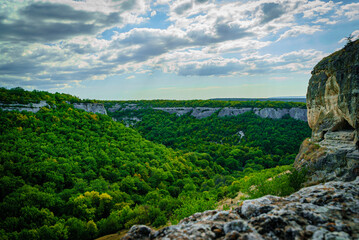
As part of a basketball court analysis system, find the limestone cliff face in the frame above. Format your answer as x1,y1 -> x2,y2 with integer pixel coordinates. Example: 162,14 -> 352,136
73,103 -> 107,115
295,40 -> 359,184
0,101 -> 49,113
108,104 -> 307,121
0,101 -> 108,115
307,40 -> 359,144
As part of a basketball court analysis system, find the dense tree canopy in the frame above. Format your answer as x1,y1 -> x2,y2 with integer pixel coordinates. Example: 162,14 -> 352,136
110,108 -> 311,172
0,88 -> 310,239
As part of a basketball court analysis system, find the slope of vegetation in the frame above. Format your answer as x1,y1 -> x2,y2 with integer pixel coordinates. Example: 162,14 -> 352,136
110,108 -> 311,173
0,88 -> 310,240
0,87 -> 91,104
0,104 -> 224,239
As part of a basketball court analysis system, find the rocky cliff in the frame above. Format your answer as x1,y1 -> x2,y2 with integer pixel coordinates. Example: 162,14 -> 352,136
122,177 -> 359,240
306,40 -> 359,144
72,103 -> 107,115
108,104 -> 307,121
295,40 -> 359,184
0,101 -> 49,113
0,101 -> 108,115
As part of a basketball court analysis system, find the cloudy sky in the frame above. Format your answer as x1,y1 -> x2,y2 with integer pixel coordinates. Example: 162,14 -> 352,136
0,0 -> 358,100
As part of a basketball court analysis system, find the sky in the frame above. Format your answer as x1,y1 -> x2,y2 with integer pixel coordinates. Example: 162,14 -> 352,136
0,0 -> 358,100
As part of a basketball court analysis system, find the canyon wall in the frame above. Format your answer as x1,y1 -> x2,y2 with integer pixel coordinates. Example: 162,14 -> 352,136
108,104 -> 307,121
0,101 -> 107,115
72,103 -> 107,115
0,101 -> 49,113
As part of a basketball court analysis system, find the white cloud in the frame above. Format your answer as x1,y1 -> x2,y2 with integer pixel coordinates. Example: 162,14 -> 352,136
312,18 -> 337,25
339,2 -> 359,21
277,25 -> 322,41
154,0 -> 172,6
0,0 -> 355,89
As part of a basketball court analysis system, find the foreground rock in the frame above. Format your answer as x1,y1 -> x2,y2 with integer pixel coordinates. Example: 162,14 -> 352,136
122,177 -> 359,240
295,40 -> 359,184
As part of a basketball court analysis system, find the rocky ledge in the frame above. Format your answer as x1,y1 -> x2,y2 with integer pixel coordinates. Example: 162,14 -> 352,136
122,177 -> 359,240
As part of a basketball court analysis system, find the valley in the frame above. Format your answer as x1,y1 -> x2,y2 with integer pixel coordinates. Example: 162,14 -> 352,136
0,88 -> 310,240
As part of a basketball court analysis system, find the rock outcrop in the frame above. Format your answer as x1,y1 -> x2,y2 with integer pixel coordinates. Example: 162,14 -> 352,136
153,107 -> 194,116
122,177 -> 359,240
306,40 -> 359,144
73,103 -> 107,115
295,40 -> 359,184
108,104 -> 307,121
0,101 -> 108,115
0,101 -> 49,113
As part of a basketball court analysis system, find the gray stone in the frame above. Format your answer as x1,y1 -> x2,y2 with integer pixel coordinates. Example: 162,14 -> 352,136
241,195 -> 280,218
153,107 -> 193,116
191,107 -> 221,119
223,220 -> 249,234
0,100 -> 49,113
73,103 -> 107,115
218,107 -> 252,117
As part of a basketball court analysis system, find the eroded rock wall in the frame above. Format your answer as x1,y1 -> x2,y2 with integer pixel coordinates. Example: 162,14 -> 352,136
0,101 -> 49,113
307,40 -> 359,144
73,103 -> 107,115
295,40 -> 359,184
108,103 -> 307,121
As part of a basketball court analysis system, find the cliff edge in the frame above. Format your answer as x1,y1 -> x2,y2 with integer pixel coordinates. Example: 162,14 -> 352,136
294,40 -> 359,184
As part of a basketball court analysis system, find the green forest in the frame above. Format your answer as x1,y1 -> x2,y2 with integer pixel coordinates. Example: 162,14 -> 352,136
0,88 -> 310,240
110,107 -> 311,172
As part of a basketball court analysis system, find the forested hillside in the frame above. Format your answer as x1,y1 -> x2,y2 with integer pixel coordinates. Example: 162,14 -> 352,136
109,108 -> 311,172
0,88 -> 309,240
0,87 -> 83,104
